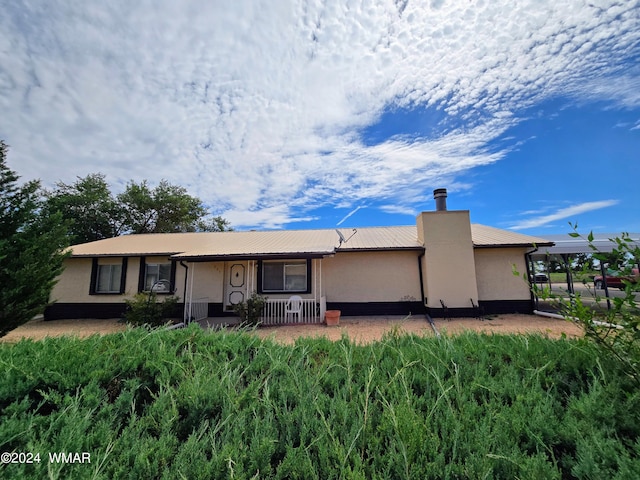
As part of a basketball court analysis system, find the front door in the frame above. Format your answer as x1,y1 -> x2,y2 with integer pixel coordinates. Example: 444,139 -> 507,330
224,262 -> 246,312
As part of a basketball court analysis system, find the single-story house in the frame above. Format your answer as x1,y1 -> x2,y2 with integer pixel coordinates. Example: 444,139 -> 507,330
45,189 -> 553,322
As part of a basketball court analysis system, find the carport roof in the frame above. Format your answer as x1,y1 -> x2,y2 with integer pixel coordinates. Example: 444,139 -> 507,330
531,232 -> 640,257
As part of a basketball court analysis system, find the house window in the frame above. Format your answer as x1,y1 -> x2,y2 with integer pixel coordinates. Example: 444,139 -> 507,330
260,260 -> 310,293
96,264 -> 122,293
90,257 -> 127,295
144,263 -> 172,292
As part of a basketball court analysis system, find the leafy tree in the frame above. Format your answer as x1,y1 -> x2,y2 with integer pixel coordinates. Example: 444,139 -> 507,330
0,141 -> 69,336
196,215 -> 233,232
572,253 -> 594,272
44,173 -> 125,244
597,250 -> 628,270
117,179 -> 222,234
46,175 -> 232,242
533,226 -> 640,387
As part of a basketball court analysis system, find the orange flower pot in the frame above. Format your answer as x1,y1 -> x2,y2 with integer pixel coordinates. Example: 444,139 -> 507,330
325,310 -> 341,326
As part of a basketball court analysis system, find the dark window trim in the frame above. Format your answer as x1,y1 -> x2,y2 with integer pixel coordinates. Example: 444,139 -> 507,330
137,256 -> 146,293
119,257 -> 128,293
138,257 -> 177,294
89,257 -> 127,295
257,258 -> 312,294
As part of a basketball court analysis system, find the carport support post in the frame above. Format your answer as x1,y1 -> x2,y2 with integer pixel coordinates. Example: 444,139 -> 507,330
528,253 -> 539,310
562,254 -> 574,295
600,262 -> 611,310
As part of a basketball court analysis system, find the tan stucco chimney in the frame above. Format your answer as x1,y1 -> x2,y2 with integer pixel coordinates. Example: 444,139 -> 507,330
416,189 -> 479,316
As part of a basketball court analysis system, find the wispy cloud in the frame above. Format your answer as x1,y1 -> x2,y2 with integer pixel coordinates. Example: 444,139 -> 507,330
509,200 -> 620,230
0,1 -> 637,228
379,204 -> 418,217
336,206 -> 364,226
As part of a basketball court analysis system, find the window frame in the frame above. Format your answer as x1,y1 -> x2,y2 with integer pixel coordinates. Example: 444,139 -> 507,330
258,259 -> 312,294
90,257 -> 127,295
138,257 -> 176,294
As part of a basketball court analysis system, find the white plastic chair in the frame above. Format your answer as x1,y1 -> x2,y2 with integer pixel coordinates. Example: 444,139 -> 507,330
285,295 -> 303,323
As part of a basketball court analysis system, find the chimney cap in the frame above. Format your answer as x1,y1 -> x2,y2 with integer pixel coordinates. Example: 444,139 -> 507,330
433,188 -> 448,211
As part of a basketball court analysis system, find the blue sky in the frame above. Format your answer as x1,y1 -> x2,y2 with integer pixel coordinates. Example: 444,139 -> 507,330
1,1 -> 638,236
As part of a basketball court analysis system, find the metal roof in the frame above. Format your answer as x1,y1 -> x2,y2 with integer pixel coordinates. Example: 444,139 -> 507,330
67,224 -> 551,259
68,232 -> 220,257
171,229 -> 338,260
530,232 -> 640,257
470,225 -> 554,248
335,226 -> 423,251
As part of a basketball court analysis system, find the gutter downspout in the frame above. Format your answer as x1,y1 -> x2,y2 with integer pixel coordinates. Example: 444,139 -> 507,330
180,261 -> 189,323
417,251 -> 426,313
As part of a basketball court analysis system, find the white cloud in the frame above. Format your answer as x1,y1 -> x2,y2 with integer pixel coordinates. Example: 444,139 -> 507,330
0,0 -> 637,228
379,204 -> 417,217
336,206 -> 364,226
509,200 -> 620,230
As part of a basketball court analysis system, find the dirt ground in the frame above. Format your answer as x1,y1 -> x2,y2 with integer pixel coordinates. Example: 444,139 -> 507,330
1,314 -> 583,345
253,314 -> 583,345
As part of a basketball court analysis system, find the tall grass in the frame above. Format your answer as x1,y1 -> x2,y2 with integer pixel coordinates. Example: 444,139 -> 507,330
0,325 -> 638,479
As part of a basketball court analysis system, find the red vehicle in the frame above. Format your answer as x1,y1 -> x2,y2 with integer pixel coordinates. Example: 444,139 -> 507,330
594,268 -> 639,290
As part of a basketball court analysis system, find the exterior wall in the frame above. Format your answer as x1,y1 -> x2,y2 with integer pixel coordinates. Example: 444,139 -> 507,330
474,248 -> 531,301
46,239 -> 535,320
322,250 -> 423,315
50,257 -> 142,304
418,210 -> 479,314
184,261 -> 224,302
47,256 -> 188,319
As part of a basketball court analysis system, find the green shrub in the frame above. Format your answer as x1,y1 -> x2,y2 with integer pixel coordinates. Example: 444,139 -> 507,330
124,292 -> 179,327
233,292 -> 267,326
0,327 -> 639,478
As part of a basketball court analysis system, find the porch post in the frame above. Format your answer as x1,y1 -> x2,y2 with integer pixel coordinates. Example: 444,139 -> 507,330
246,260 -> 252,297
314,259 -> 318,322
188,262 -> 195,324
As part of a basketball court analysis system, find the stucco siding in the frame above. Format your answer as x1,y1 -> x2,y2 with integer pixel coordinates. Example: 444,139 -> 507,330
419,210 -> 479,310
474,248 -> 530,301
184,262 -> 224,302
322,251 -> 421,303
50,258 -> 91,303
51,257 -> 142,303
50,256 -> 191,304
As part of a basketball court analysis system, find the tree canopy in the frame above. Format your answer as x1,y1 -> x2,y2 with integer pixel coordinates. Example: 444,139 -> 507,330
0,141 -> 69,336
46,174 -> 232,244
44,173 -> 125,244
117,179 -> 206,234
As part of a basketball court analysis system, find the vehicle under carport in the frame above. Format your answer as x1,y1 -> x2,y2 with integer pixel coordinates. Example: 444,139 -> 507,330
527,232 -> 640,313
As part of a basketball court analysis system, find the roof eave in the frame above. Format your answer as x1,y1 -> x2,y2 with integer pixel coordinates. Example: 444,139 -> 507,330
70,252 -> 183,258
336,246 -> 424,253
473,242 -> 555,249
170,251 -> 335,262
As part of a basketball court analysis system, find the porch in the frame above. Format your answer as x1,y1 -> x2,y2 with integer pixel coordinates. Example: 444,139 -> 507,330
187,296 -> 327,326
182,258 -> 327,325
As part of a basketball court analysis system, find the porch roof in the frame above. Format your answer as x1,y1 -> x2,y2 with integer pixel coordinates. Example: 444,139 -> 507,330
171,229 -> 338,260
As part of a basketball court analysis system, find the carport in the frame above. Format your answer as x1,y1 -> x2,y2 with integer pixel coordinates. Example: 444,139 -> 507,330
527,232 -> 640,312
